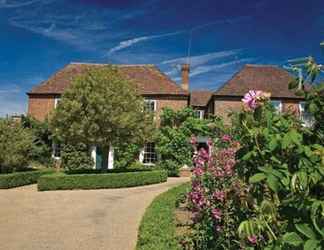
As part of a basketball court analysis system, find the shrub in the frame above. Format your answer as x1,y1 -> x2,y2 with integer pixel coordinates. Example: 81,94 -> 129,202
0,118 -> 34,173
38,170 -> 167,191
60,143 -> 94,171
0,169 -> 54,189
136,183 -> 190,250
156,160 -> 180,177
21,116 -> 53,166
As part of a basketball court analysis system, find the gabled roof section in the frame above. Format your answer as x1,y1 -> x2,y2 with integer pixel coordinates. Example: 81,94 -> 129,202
28,63 -> 189,96
190,90 -> 213,107
214,64 -> 303,99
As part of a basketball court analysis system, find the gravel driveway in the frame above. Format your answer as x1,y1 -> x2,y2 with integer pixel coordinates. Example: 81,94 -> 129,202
0,177 -> 189,250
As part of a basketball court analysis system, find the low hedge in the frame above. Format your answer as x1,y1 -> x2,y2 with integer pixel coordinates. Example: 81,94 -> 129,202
0,169 -> 54,189
38,170 -> 168,191
136,182 -> 190,250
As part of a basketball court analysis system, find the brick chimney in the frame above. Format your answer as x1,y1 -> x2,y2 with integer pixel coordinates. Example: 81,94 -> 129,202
181,64 -> 190,91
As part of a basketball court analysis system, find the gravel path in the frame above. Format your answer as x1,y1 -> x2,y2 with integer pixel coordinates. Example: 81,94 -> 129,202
0,177 -> 189,250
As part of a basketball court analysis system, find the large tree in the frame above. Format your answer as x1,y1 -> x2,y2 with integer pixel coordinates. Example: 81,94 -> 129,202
50,66 -> 153,150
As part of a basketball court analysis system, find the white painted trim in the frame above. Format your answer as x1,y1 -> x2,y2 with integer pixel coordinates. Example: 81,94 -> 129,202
51,143 -> 61,160
91,146 -> 97,169
271,100 -> 282,113
108,145 -> 114,169
139,148 -> 144,163
195,110 -> 205,119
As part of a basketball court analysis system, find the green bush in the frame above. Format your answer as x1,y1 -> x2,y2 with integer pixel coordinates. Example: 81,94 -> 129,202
156,160 -> 180,177
38,170 -> 168,191
0,169 -> 54,189
61,143 -> 94,171
136,183 -> 190,250
0,118 -> 34,173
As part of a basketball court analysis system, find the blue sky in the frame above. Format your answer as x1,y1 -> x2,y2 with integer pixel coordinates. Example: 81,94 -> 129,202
0,0 -> 323,116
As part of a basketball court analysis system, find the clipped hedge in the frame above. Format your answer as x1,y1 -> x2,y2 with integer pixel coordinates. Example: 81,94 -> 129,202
136,182 -> 190,250
0,169 -> 54,189
38,170 -> 168,191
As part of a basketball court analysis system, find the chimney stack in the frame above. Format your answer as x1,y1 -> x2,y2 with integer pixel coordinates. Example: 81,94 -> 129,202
181,64 -> 190,91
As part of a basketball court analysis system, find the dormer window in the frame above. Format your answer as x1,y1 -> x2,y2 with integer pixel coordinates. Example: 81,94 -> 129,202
194,110 -> 205,119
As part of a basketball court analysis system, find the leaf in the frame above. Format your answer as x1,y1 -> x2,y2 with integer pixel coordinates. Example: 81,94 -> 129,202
296,224 -> 317,239
249,173 -> 267,184
282,232 -> 303,246
304,239 -> 320,250
266,174 -> 280,193
289,79 -> 299,90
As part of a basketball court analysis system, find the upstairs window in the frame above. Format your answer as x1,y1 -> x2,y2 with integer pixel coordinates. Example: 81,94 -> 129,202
144,99 -> 156,113
299,102 -> 314,127
271,100 -> 282,113
194,110 -> 205,119
143,143 -> 157,165
54,97 -> 61,108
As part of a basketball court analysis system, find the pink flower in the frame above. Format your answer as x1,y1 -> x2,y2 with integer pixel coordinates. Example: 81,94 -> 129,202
247,235 -> 258,245
213,190 -> 225,202
242,90 -> 270,110
221,134 -> 232,142
207,138 -> 213,146
211,208 -> 222,220
192,166 -> 204,176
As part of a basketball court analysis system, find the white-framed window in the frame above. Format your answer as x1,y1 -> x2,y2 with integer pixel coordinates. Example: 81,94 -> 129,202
299,102 -> 314,127
194,110 -> 205,119
52,143 -> 61,159
54,97 -> 61,108
143,143 -> 157,165
271,100 -> 282,113
144,99 -> 156,113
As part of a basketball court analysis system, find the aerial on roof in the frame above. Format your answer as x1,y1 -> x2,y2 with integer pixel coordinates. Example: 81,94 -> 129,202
215,64 -> 303,99
190,90 -> 213,107
28,63 -> 189,96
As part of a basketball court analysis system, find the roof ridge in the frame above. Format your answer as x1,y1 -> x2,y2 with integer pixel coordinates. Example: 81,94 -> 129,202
70,62 -> 155,67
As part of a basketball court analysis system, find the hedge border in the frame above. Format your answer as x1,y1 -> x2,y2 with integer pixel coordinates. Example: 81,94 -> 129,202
38,170 -> 168,191
136,182 -> 190,250
0,169 -> 54,189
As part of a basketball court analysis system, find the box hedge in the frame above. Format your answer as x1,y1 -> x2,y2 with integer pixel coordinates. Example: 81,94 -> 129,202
0,169 -> 54,189
38,170 -> 168,191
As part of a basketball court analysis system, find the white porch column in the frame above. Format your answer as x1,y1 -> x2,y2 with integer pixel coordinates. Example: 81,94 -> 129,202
108,145 -> 114,169
91,146 -> 97,169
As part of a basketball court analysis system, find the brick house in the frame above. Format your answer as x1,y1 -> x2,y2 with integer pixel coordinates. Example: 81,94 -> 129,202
27,62 -> 307,168
207,64 -> 307,123
27,63 -> 189,168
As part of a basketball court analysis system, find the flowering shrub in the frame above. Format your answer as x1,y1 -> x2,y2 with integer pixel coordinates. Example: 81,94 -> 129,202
184,87 -> 324,249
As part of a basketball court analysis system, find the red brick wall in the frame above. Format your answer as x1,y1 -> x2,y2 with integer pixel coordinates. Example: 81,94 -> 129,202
154,96 -> 188,124
213,97 -> 303,123
28,94 -> 57,121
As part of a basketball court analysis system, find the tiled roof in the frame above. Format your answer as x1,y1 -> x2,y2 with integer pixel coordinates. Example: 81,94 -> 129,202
190,90 -> 213,106
215,64 -> 303,99
28,63 -> 189,96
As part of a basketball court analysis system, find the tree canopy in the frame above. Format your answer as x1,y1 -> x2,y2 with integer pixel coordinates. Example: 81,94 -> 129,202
50,66 -> 154,148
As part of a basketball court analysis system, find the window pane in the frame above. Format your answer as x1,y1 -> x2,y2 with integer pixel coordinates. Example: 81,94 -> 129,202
143,143 -> 157,164
271,101 -> 282,113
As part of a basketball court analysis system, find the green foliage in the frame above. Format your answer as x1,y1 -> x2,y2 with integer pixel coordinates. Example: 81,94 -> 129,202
155,107 -> 225,173
136,183 -> 190,250
0,169 -> 54,189
0,118 -> 34,173
50,65 -> 154,149
156,160 -> 180,177
38,170 -> 167,191
114,143 -> 142,169
60,143 -> 94,171
21,116 -> 53,166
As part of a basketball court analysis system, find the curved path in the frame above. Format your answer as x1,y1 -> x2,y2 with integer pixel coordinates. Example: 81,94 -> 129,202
0,177 -> 189,250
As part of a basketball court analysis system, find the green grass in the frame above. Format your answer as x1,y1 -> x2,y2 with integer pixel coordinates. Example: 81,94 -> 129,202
136,182 -> 190,250
38,170 -> 168,191
0,169 -> 54,189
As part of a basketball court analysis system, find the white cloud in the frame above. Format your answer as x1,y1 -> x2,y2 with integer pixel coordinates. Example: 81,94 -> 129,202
0,0 -> 54,8
107,31 -> 184,55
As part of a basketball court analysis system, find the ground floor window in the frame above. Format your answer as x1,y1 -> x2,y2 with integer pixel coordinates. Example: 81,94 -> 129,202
52,143 -> 61,159
143,143 -> 157,164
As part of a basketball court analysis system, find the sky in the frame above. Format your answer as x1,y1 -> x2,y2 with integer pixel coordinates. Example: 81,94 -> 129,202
0,0 -> 324,116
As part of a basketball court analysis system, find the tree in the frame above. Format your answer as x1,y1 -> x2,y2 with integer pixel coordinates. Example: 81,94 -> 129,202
0,118 -> 34,173
50,66 -> 153,153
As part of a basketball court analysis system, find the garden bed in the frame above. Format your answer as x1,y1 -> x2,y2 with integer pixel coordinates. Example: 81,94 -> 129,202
38,170 -> 168,191
0,169 -> 54,189
136,182 -> 190,250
